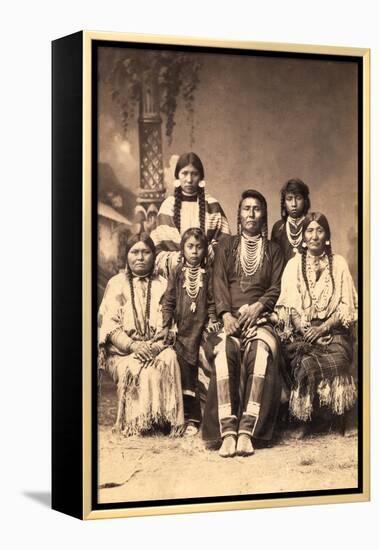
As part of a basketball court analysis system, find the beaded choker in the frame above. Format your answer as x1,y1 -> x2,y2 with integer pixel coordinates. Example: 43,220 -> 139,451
181,193 -> 198,202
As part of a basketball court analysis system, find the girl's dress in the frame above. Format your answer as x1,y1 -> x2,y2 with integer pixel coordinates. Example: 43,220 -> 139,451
162,264 -> 217,422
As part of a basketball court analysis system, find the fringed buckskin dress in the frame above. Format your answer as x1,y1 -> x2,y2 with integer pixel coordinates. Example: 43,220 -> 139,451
98,272 -> 184,436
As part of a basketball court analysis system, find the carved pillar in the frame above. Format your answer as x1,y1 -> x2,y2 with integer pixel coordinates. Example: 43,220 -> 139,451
136,70 -> 166,228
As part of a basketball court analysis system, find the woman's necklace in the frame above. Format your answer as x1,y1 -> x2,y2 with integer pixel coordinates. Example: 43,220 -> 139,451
182,265 -> 204,312
305,252 -> 331,314
129,275 -> 152,340
240,234 -> 263,276
286,215 -> 304,252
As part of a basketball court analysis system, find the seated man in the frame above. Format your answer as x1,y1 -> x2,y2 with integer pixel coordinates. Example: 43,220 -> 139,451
202,190 -> 285,457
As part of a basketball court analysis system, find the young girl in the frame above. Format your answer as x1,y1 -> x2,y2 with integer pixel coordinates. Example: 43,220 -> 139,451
160,228 -> 220,436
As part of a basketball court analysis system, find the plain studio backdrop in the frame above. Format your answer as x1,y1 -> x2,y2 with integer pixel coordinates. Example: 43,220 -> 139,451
1,1 -> 377,549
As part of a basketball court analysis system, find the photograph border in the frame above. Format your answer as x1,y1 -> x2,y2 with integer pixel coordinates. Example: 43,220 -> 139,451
82,31 -> 370,520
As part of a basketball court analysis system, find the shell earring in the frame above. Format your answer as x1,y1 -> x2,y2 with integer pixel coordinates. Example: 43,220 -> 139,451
174,179 -> 181,188
199,180 -> 206,188
302,241 -> 307,248
325,240 -> 330,246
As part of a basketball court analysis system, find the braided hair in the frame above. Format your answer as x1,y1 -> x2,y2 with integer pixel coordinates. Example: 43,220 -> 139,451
280,178 -> 310,220
173,152 -> 206,235
125,232 -> 155,340
198,185 -> 206,234
173,185 -> 182,231
234,189 -> 268,271
301,212 -> 335,302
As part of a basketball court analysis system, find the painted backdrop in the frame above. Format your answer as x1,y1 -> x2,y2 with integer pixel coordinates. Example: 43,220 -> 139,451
98,47 -> 358,282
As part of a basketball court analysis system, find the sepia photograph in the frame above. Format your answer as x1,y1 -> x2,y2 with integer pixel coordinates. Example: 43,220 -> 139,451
94,38 -> 364,508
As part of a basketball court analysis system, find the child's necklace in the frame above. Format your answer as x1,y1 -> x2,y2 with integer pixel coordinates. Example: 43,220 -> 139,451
286,215 -> 304,252
182,265 -> 204,312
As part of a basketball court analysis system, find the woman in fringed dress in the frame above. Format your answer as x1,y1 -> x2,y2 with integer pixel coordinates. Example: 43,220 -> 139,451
98,233 -> 184,436
150,152 -> 231,276
275,212 -> 357,434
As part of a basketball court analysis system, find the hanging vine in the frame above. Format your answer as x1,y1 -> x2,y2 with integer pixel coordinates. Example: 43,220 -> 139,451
98,47 -> 202,145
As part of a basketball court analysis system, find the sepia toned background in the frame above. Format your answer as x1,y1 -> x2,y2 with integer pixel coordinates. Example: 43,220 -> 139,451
98,48 -> 358,284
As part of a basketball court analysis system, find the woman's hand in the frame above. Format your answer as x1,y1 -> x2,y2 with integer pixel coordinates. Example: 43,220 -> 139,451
132,341 -> 153,362
150,342 -> 163,357
316,334 -> 333,346
223,312 -> 240,336
303,326 -> 325,343
238,302 -> 264,330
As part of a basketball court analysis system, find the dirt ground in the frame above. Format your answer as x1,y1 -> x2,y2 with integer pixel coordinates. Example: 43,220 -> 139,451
98,376 -> 358,505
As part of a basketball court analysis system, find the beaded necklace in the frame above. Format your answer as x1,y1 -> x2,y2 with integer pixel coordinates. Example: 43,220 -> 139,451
305,252 -> 332,316
239,234 -> 263,276
128,274 -> 152,340
182,265 -> 204,312
286,215 -> 304,252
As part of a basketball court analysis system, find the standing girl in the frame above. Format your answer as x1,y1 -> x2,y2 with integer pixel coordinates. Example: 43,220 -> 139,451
159,228 -> 220,436
271,178 -> 311,264
151,152 -> 230,276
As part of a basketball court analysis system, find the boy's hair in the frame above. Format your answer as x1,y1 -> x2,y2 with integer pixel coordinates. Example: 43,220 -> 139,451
280,178 -> 310,219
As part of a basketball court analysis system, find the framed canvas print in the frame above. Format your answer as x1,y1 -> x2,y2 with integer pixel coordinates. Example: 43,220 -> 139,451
52,31 -> 370,520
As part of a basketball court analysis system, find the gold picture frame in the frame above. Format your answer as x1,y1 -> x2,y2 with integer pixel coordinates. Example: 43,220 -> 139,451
52,30 -> 370,520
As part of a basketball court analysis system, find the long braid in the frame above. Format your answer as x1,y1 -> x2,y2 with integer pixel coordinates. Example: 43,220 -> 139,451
326,244 -> 335,295
198,186 -> 206,235
126,266 -> 138,331
174,184 -> 206,235
173,186 -> 182,231
260,221 -> 268,271
301,247 -> 311,300
233,208 -> 242,270
144,277 -> 152,339
127,266 -> 152,340
280,191 -> 287,220
236,208 -> 241,238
